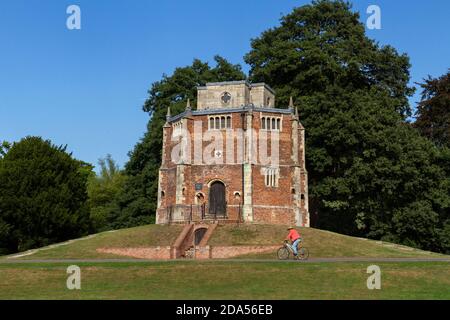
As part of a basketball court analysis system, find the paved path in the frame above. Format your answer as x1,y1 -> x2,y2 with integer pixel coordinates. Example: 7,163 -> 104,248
1,257 -> 449,264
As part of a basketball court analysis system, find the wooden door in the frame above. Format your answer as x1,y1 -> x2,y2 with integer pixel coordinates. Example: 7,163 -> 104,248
209,181 -> 226,216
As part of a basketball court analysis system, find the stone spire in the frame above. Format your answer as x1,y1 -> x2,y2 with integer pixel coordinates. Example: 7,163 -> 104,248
289,96 -> 299,120
289,96 -> 294,109
186,98 -> 191,111
248,88 -> 254,107
166,106 -> 171,122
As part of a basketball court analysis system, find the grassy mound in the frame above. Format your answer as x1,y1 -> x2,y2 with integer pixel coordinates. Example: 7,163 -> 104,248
1,224 -> 183,260
0,223 -> 444,260
208,224 -> 443,258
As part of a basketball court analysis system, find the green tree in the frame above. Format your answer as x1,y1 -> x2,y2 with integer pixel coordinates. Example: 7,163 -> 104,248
245,0 -> 414,117
87,155 -> 128,231
113,56 -> 246,228
414,70 -> 450,148
244,0 -> 450,252
0,136 -> 91,254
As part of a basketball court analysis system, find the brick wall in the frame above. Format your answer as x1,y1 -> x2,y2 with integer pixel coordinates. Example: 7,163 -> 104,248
96,247 -> 172,260
97,244 -> 281,260
253,207 -> 296,226
157,104 -> 309,226
195,245 -> 280,259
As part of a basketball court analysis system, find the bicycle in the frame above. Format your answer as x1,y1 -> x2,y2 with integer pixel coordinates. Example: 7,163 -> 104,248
277,239 -> 309,260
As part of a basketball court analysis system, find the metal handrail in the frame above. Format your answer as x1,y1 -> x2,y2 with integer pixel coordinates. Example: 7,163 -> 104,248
166,203 -> 234,224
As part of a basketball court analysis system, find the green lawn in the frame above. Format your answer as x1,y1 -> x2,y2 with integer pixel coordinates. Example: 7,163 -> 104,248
0,261 -> 449,299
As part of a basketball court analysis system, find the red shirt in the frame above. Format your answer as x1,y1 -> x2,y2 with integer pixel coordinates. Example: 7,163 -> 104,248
286,229 -> 301,242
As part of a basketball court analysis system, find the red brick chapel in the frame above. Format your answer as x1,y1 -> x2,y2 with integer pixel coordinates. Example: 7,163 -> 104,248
156,81 -> 309,227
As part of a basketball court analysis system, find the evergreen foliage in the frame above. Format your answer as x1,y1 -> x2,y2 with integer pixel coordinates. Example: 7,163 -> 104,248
0,137 -> 91,254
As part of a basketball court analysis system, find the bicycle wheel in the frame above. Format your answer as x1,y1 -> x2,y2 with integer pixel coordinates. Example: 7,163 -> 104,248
297,247 -> 309,260
277,247 -> 290,260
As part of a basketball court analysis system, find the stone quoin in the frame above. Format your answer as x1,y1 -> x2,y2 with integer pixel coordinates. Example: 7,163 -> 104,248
156,81 -> 309,226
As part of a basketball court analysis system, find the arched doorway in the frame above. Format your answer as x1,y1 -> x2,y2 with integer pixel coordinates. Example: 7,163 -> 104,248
209,181 -> 226,217
194,228 -> 208,245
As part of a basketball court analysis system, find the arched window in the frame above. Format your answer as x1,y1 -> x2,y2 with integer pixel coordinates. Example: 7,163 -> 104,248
208,114 -> 232,130
261,116 -> 282,131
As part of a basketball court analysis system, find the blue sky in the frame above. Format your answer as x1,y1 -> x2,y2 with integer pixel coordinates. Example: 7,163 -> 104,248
1,0 -> 449,171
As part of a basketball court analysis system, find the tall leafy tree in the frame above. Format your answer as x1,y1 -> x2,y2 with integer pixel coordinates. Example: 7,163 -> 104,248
245,0 -> 414,117
245,0 -> 450,252
87,155 -> 128,232
0,137 -> 91,254
112,56 -> 246,228
414,70 -> 450,148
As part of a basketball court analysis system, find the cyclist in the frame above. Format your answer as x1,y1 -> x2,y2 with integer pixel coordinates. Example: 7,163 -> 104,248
285,226 -> 302,257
